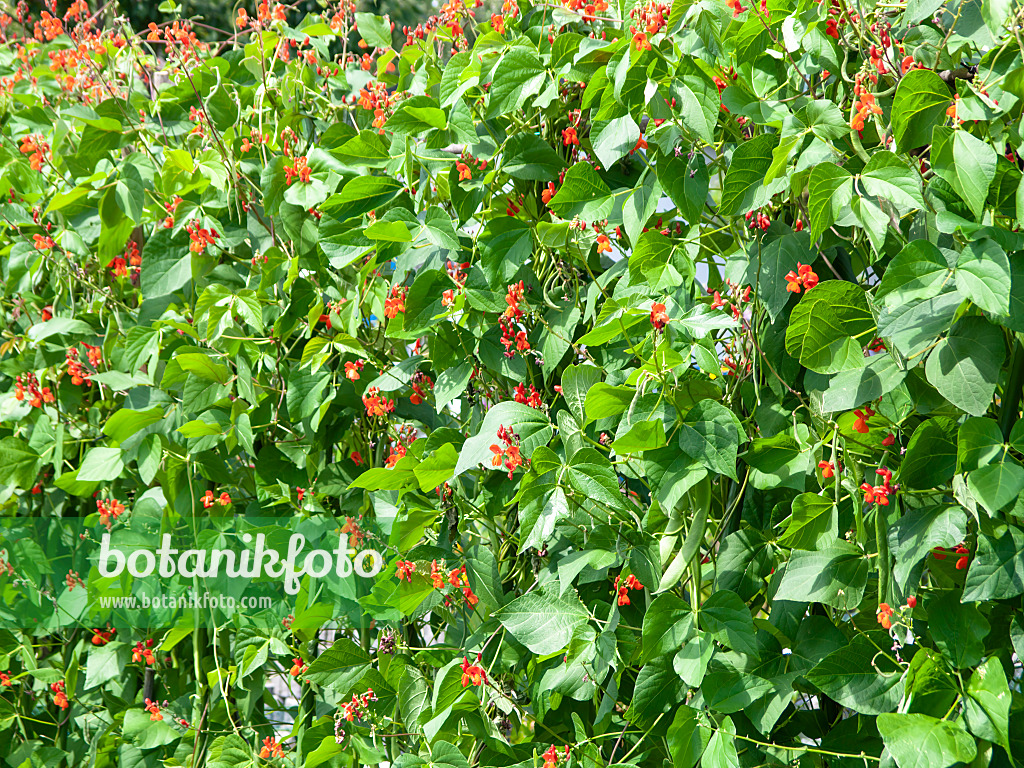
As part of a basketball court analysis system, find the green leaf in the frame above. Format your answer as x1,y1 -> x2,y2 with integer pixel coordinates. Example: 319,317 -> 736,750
501,133 -> 567,180
667,706 -> 710,768
641,594 -> 693,663
486,47 -> 547,118
964,656 -> 1011,750
888,506 -> 968,589
924,316 -> 1005,417
353,12 -> 392,47
414,443 -> 458,492
123,708 -> 181,749
785,281 -> 876,374
860,152 -> 926,211
321,176 -> 403,223
962,525 -> 1024,601
820,353 -> 908,413
900,417 -> 958,490
955,237 -> 1010,315
102,407 -> 164,444
779,493 -> 837,549
141,228 -> 191,298
493,588 -> 589,655
561,364 -> 602,423
808,163 -> 853,240
806,633 -> 905,714
548,162 -> 614,221
700,590 -> 757,655
434,361 -> 473,413
892,69 -> 952,152
591,113 -> 641,170
585,382 -> 635,423
625,655 -> 683,727
774,543 -> 868,610
175,352 -> 231,385
968,461 -> 1024,515
77,447 -> 124,482
932,126 -> 997,219
929,592 -> 990,668
958,417 -> 1005,471
677,399 -> 742,481
876,240 -> 955,309
0,437 -> 41,489
720,133 -> 779,216
303,638 -> 372,691
610,419 -> 666,454
751,230 -> 812,322
876,713 -> 976,768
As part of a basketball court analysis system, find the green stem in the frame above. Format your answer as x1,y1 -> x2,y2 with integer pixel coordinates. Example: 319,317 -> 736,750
999,338 -> 1024,441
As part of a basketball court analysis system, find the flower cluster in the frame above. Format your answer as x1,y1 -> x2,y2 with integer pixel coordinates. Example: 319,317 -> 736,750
784,264 -> 819,293
144,698 -> 164,721
65,570 -> 84,590
850,77 -> 882,132
362,386 -> 395,418
345,360 -> 365,380
186,220 -> 219,254
340,516 -> 365,548
745,209 -> 771,230
396,560 -> 416,581
133,639 -> 156,665
19,133 -> 48,171
490,424 -> 525,479
384,285 -> 407,319
51,680 -> 68,709
289,657 -> 307,676
284,155 -> 312,185
513,383 -> 543,409
333,688 -> 378,743
410,372 -> 434,405
613,573 -> 644,606
259,737 -> 285,759
860,467 -> 893,506
357,80 -> 399,132
201,490 -> 231,508
14,372 -> 54,408
542,745 -> 570,768
91,627 -> 115,646
96,498 -> 125,529
461,655 -> 487,687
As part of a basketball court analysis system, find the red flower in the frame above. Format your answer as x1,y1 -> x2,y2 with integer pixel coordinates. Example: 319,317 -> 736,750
906,596 -> 917,608
33,234 -> 55,250
259,737 -> 284,759
596,234 -> 612,254
818,460 -> 835,478
386,444 -> 407,468
650,302 -> 669,330
384,285 -> 407,319
882,432 -> 895,446
456,161 -> 472,181
350,451 -> 363,465
785,263 -> 819,293
41,305 -> 53,321
632,31 -> 651,50
876,603 -> 893,629
297,487 -> 305,502
284,155 -> 312,185
396,561 -> 416,581
542,182 -> 557,204
710,291 -> 725,309
955,544 -> 969,570
460,656 -> 487,687
562,126 -> 579,146
345,360 -> 365,380
852,406 -> 874,433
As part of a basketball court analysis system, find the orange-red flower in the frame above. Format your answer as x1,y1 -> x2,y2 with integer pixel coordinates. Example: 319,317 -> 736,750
460,656 -> 486,687
596,234 -> 612,254
818,460 -> 835,478
259,737 -> 284,759
632,31 -> 651,50
456,161 -> 472,181
853,406 -> 874,433
562,126 -> 579,146
396,561 -> 416,581
345,360 -> 365,380
876,603 -> 893,629
650,302 -> 669,330
785,263 -> 818,293
284,156 -> 312,185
